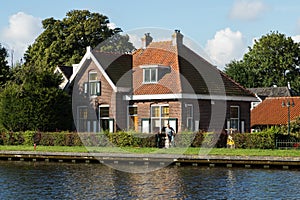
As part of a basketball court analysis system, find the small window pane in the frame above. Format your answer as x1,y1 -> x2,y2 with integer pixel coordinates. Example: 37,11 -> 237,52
79,107 -> 88,119
89,72 -> 97,81
161,106 -> 169,117
231,119 -> 239,129
90,82 -> 97,95
187,105 -> 193,117
129,107 -> 137,115
150,68 -> 156,82
151,106 -> 160,117
100,107 -> 109,118
144,69 -> 150,82
230,107 -> 239,118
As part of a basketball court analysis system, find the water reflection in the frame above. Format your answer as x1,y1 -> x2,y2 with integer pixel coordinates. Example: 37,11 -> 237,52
0,161 -> 300,199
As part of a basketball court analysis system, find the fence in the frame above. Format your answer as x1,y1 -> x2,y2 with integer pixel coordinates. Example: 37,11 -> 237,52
275,139 -> 300,149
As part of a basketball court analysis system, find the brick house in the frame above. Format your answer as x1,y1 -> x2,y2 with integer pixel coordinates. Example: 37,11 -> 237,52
66,30 -> 257,133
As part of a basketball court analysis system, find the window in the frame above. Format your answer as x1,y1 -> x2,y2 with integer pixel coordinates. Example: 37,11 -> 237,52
84,71 -> 100,96
151,105 -> 169,133
143,68 -> 157,83
99,105 -> 110,131
229,106 -> 239,131
77,107 -> 88,132
186,104 -> 193,131
128,106 -> 138,131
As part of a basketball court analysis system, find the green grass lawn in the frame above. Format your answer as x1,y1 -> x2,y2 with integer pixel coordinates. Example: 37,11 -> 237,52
1,145 -> 300,157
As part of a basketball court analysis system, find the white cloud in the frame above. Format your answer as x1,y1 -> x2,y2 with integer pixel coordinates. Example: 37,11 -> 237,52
107,22 -> 116,30
229,0 -> 268,21
0,12 -> 42,64
205,28 -> 247,70
292,35 -> 300,43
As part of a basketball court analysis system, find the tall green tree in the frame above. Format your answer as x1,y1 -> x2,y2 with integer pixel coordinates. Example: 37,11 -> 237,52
0,66 -> 72,131
225,32 -> 300,93
0,44 -> 10,87
24,10 -> 134,69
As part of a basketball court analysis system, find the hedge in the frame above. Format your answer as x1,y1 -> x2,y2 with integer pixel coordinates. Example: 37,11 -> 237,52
0,129 -> 297,149
0,131 -> 227,148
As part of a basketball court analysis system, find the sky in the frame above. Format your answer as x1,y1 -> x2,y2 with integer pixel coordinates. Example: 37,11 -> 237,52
1,0 -> 300,70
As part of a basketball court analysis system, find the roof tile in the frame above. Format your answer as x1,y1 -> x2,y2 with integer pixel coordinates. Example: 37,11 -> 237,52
251,97 -> 300,127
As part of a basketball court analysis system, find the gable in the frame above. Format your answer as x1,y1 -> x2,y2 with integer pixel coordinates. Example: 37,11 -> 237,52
92,51 -> 132,89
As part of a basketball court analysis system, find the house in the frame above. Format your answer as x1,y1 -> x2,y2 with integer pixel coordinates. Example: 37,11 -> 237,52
248,86 -> 292,109
54,65 -> 74,90
251,97 -> 300,130
66,30 -> 257,133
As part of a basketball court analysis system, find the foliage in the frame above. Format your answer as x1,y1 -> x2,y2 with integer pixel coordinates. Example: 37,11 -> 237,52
95,33 -> 135,53
225,32 -> 300,93
232,128 -> 281,149
0,44 -> 10,87
290,116 -> 300,134
1,129 -> 295,150
0,131 -> 227,148
24,10 -> 134,70
0,67 -> 72,131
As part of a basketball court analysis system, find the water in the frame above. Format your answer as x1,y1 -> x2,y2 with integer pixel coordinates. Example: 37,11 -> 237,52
0,161 -> 299,199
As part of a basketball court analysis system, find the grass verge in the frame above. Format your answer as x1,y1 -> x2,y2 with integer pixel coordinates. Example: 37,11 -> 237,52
1,145 -> 300,157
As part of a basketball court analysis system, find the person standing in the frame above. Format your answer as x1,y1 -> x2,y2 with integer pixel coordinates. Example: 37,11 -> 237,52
165,123 -> 175,147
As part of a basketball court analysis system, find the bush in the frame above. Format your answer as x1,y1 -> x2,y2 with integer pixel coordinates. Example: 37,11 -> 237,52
232,127 -> 283,149
23,131 -> 36,145
2,128 -> 298,149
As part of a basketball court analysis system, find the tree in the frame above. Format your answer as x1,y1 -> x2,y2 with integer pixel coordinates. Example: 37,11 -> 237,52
225,32 -> 300,93
0,44 -> 10,87
0,66 -> 72,131
96,33 -> 135,53
24,10 -> 134,69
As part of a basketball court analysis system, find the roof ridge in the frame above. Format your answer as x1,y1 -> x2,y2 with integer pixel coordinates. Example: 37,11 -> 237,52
265,96 -> 300,99
92,49 -> 129,56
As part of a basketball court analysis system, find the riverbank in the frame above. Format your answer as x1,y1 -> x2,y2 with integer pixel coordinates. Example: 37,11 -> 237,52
1,145 -> 300,156
1,149 -> 300,170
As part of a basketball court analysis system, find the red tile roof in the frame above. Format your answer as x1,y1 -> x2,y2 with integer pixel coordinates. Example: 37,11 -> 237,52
251,97 -> 300,127
132,40 -> 255,98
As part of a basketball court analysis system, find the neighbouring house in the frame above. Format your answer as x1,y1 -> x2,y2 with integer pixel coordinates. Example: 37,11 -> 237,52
251,97 -> 300,130
248,86 -> 292,109
61,30 -> 257,133
54,65 -> 75,91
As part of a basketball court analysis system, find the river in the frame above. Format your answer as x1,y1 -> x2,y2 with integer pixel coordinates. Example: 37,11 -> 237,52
0,161 -> 299,199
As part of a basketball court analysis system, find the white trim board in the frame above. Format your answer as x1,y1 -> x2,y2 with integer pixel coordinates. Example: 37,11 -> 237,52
124,93 -> 259,102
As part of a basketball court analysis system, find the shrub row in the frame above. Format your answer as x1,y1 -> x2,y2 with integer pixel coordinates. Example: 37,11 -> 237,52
0,129 -> 296,149
0,131 -> 227,148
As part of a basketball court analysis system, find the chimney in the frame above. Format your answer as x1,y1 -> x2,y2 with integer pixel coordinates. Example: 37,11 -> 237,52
172,29 -> 183,46
141,33 -> 153,48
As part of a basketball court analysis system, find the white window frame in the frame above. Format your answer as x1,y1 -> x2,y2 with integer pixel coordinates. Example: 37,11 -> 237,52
143,67 -> 158,84
230,106 -> 240,132
77,106 -> 88,132
99,105 -> 110,119
88,71 -> 100,97
186,104 -> 193,131
127,105 -> 138,131
99,105 -> 110,131
150,104 -> 169,133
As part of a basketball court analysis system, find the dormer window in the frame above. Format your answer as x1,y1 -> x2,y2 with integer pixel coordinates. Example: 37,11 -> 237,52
141,65 -> 170,84
144,67 -> 158,83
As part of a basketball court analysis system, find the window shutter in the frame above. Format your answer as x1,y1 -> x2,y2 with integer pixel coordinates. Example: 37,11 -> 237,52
84,82 -> 88,94
96,81 -> 101,96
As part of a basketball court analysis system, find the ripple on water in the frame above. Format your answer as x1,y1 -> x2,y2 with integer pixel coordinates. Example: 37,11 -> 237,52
0,161 -> 300,199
